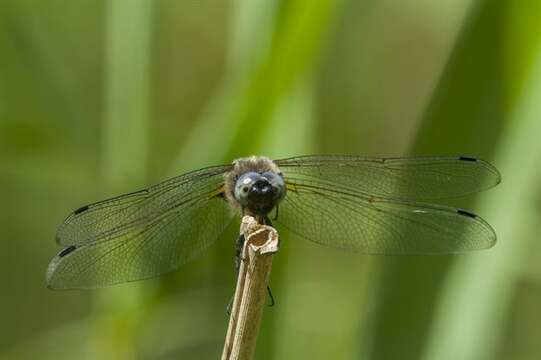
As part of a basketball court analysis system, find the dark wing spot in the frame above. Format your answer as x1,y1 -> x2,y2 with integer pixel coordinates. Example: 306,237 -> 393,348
58,245 -> 77,257
457,209 -> 477,218
459,156 -> 477,162
74,205 -> 89,215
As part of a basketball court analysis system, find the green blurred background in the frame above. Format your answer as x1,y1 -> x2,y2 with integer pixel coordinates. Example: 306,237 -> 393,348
1,0 -> 541,359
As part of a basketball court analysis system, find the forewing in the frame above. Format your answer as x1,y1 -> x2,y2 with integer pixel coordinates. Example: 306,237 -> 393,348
277,180 -> 496,254
275,155 -> 500,201
56,165 -> 232,246
47,166 -> 234,289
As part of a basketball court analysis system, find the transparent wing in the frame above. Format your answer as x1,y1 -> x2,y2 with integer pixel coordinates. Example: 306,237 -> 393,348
56,165 -> 232,246
47,166 -> 234,289
275,155 -> 501,201
277,180 -> 496,254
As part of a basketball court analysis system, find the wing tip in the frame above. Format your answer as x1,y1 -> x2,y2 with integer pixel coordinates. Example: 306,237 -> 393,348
459,156 -> 502,188
45,256 -> 61,290
456,208 -> 497,249
46,245 -> 79,290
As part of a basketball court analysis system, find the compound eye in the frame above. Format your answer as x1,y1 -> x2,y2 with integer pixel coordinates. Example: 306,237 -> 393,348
262,171 -> 283,184
261,171 -> 286,199
234,172 -> 260,204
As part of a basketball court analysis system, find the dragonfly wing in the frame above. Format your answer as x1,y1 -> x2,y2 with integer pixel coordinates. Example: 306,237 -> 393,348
275,155 -> 500,201
48,166 -> 234,289
277,180 -> 496,254
56,165 -> 232,246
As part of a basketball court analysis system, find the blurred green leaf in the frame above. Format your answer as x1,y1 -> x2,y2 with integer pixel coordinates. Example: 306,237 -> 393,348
366,1 -> 506,359
421,10 -> 541,359
2,0 -> 541,359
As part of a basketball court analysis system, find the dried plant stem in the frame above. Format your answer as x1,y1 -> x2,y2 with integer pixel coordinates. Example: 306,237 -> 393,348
221,216 -> 279,360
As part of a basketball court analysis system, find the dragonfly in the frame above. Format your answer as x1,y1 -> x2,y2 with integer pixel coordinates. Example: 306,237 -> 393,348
46,155 -> 500,289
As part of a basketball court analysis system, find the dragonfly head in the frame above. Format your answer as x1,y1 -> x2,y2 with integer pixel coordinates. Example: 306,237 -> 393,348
234,171 -> 285,215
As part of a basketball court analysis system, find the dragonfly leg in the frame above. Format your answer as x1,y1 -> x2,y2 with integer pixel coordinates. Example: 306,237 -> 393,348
227,233 -> 245,316
235,233 -> 246,273
228,230 -> 278,314
273,205 -> 279,221
263,215 -> 273,227
261,216 -> 277,306
266,285 -> 275,307
226,298 -> 232,316
226,285 -> 275,315
227,217 -> 277,315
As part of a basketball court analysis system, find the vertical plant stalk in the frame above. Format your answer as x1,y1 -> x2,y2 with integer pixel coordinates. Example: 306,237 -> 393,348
103,0 -> 152,190
96,0 -> 152,358
222,216 -> 279,360
421,44 -> 541,360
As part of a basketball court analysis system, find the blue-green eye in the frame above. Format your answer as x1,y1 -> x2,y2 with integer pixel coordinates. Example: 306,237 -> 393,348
234,172 -> 259,205
261,172 -> 286,200
233,171 -> 286,206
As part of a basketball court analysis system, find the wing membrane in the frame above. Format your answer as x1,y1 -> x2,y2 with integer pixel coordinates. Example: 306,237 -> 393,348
48,155 -> 500,287
277,179 -> 496,254
47,166 -> 234,289
275,155 -> 500,201
56,165 -> 232,246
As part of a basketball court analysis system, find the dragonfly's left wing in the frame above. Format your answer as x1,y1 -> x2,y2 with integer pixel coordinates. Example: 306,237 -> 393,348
47,165 -> 234,289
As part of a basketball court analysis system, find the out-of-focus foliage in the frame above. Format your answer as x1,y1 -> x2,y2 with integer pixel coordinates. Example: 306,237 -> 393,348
1,0 -> 541,359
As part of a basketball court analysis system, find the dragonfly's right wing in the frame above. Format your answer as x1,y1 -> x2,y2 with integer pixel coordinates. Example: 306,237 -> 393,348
47,165 -> 234,289
275,155 -> 499,254
275,155 -> 501,201
277,179 -> 496,254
